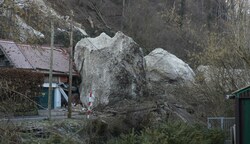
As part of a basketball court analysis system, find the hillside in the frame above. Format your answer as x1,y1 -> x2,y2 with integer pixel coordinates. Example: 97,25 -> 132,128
50,0 -> 122,35
49,0 -> 226,60
0,0 -> 231,60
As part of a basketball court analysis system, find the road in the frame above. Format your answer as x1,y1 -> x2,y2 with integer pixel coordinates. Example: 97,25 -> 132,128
0,109 -> 89,122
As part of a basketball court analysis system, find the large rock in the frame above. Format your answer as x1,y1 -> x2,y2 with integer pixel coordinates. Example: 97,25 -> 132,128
74,32 -> 146,106
144,48 -> 195,94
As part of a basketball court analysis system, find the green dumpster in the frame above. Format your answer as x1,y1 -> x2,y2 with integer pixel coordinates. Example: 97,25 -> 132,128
35,87 -> 54,109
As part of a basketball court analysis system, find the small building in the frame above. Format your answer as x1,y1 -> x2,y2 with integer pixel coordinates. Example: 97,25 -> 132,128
0,39 -> 79,109
229,85 -> 250,144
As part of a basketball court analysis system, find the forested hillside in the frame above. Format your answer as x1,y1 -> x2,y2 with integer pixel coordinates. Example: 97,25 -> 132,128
50,0 -> 234,60
1,0 -> 245,61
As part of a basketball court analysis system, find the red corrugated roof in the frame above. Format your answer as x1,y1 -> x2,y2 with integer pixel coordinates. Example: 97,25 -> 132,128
0,40 -> 76,74
0,40 -> 32,68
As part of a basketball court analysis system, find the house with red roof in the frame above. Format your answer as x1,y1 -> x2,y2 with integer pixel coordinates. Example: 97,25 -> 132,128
0,39 -> 79,109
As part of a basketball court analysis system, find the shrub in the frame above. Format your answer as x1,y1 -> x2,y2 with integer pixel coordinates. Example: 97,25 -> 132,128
0,68 -> 44,116
107,122 -> 225,144
0,122 -> 22,144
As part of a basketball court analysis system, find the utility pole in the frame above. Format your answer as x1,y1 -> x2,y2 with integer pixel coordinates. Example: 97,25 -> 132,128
48,15 -> 54,121
68,10 -> 74,118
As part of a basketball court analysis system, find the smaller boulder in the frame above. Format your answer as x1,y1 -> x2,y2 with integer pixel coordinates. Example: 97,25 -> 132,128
145,48 -> 195,94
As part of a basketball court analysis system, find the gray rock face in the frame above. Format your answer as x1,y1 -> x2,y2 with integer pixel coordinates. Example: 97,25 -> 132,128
74,32 -> 146,106
144,48 -> 195,94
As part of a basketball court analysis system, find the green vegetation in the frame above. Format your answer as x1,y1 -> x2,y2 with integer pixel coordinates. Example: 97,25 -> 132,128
0,119 -> 225,144
108,122 -> 225,144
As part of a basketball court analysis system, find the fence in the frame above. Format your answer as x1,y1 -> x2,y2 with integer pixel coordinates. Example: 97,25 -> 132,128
207,117 -> 235,144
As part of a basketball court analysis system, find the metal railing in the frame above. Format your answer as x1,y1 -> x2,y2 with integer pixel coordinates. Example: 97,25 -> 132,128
207,117 -> 235,144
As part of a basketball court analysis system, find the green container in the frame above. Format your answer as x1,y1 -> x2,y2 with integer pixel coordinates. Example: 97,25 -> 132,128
36,87 -> 54,109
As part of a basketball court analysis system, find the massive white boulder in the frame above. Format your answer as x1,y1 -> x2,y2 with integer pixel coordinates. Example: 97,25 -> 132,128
74,31 -> 146,106
144,48 -> 195,93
